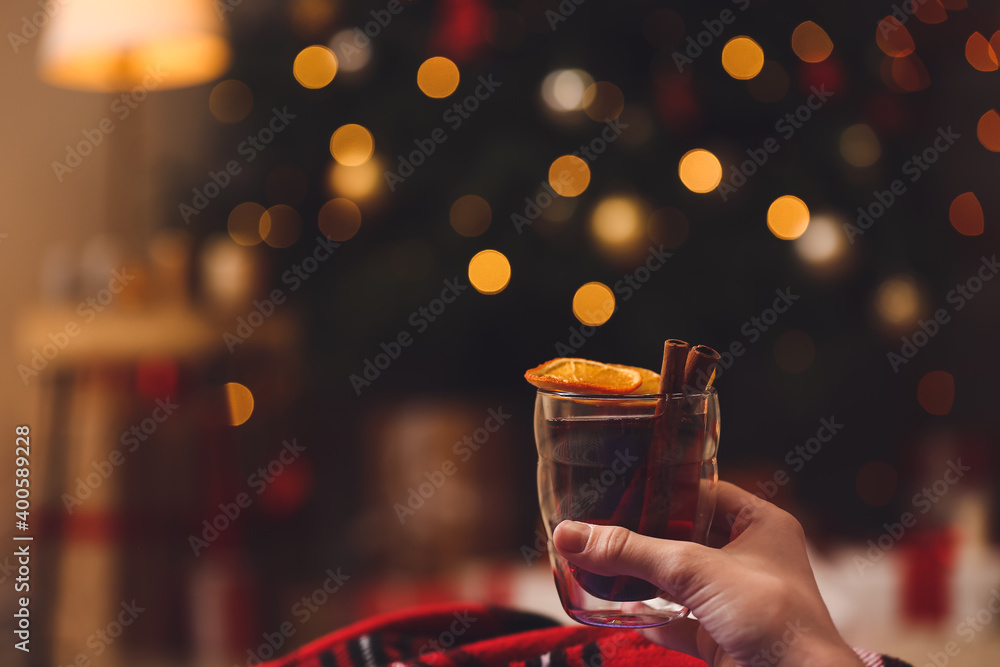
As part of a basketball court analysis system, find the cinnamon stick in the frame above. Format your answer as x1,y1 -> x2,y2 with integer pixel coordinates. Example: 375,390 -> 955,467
682,345 -> 721,395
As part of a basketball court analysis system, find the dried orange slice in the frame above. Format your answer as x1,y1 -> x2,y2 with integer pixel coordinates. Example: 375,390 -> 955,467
525,358 -> 643,394
609,364 -> 661,394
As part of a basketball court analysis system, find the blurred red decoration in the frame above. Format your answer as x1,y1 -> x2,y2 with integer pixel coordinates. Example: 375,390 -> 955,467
135,356 -> 179,400
797,57 -> 844,94
900,526 -> 958,625
259,457 -> 314,516
430,0 -> 490,63
654,72 -> 699,133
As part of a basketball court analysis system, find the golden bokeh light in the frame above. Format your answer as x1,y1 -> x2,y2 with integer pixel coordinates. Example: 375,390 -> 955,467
648,207 -> 690,249
260,205 -> 302,248
467,249 -> 511,295
949,192 -> 984,236
541,69 -> 594,111
840,123 -> 882,167
774,330 -> 816,373
417,56 -> 460,98
965,32 -> 999,71
876,17 -> 915,57
791,21 -> 834,63
918,371 -> 955,416
225,382 -> 254,426
582,81 -> 625,121
293,45 -> 338,89
721,36 -> 765,80
747,60 -> 790,103
678,149 -> 722,193
977,109 -> 1000,151
572,282 -> 616,327
548,155 -> 591,197
856,461 -> 898,507
228,202 -> 265,247
318,198 -> 362,241
874,275 -> 921,328
591,195 -> 644,251
767,195 -> 810,240
328,158 -> 382,200
449,195 -> 492,237
891,53 -> 931,92
209,79 -> 253,124
914,0 -> 948,24
330,124 -> 374,166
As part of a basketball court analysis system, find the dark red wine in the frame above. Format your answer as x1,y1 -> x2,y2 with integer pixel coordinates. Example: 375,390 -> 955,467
539,415 -> 709,602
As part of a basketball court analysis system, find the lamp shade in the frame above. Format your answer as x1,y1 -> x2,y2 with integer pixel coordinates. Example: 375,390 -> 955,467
38,0 -> 231,91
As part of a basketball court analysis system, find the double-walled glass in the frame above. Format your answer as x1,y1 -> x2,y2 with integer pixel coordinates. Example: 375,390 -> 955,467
534,389 -> 720,628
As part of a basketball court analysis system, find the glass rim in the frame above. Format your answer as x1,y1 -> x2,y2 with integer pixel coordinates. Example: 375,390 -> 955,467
536,386 -> 717,400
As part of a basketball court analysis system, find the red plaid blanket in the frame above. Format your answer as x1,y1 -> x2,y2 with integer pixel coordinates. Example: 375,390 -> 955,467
262,602 -> 911,667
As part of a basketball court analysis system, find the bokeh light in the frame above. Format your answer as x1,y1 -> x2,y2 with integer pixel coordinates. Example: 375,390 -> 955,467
721,36 -> 765,80
467,249 -> 511,295
318,198 -> 362,241
977,109 -> 1000,151
876,17 -> 915,57
260,205 -> 302,248
590,195 -> 645,251
449,195 -> 492,237
918,371 -> 955,416
293,45 -> 338,89
227,202 -> 265,247
874,275 -> 921,328
329,29 -> 371,73
965,32 -> 998,71
572,282 -> 616,326
839,123 -> 882,167
225,382 -> 254,426
548,155 -> 591,197
767,195 -> 810,240
774,330 -> 816,373
791,21 -> 834,63
417,57 -> 460,98
540,69 -> 594,112
678,149 -> 722,193
747,60 -> 790,103
330,124 -> 374,166
914,0 -> 948,24
328,158 -> 382,200
794,214 -> 846,265
209,79 -> 253,123
648,207 -> 690,249
289,0 -> 336,39
892,53 -> 931,92
856,461 -> 898,507
949,193 -> 984,236
582,81 -> 625,121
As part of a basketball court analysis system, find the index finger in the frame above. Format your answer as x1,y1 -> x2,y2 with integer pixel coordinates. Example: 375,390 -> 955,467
711,481 -> 787,541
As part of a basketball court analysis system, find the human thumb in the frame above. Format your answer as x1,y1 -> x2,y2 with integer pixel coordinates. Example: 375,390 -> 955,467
552,521 -> 717,599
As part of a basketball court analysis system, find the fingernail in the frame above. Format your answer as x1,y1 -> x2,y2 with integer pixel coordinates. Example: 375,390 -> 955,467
557,521 -> 592,554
